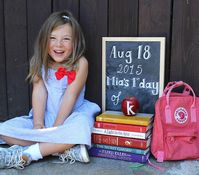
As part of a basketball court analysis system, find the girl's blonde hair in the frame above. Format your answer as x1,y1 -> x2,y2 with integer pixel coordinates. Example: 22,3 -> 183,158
27,10 -> 86,82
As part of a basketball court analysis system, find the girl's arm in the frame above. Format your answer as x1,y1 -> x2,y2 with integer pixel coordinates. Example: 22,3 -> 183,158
53,57 -> 88,126
32,76 -> 47,129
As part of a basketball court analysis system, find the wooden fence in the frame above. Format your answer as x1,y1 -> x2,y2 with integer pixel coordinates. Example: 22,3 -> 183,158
0,0 -> 199,121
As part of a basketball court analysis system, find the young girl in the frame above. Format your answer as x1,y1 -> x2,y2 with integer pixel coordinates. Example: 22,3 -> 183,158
0,10 -> 100,169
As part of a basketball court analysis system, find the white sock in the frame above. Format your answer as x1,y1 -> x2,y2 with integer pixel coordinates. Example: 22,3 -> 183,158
23,143 -> 43,161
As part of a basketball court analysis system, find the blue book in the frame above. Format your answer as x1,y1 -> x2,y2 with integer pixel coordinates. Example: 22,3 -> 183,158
92,144 -> 149,155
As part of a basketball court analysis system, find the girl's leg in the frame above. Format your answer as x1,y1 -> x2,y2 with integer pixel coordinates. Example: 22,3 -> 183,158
0,135 -> 89,167
22,142 -> 89,164
0,135 -> 74,156
39,142 -> 90,163
39,142 -> 74,156
1,135 -> 35,146
1,135 -> 75,157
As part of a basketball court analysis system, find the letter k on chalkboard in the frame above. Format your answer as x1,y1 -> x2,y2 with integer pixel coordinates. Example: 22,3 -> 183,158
102,37 -> 165,113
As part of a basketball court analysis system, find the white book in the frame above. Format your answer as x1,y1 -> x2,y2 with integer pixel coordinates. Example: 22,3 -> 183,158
92,127 -> 151,140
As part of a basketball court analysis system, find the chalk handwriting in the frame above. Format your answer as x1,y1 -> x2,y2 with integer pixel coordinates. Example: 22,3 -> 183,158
111,91 -> 122,105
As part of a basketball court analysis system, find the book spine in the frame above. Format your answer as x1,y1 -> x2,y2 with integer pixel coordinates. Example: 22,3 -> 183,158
94,121 -> 148,132
92,134 -> 149,149
89,147 -> 149,163
92,128 -> 147,139
92,144 -> 149,155
96,116 -> 149,126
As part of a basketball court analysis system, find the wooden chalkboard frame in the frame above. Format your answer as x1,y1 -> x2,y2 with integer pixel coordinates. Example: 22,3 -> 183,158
102,37 -> 165,112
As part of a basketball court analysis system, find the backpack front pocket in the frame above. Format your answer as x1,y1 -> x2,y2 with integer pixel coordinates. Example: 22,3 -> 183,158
164,130 -> 199,160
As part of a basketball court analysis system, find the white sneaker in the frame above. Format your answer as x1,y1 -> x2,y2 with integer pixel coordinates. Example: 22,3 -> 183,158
56,144 -> 90,164
0,146 -> 32,169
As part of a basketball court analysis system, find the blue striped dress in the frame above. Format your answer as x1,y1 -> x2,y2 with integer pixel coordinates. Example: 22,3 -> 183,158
0,67 -> 100,147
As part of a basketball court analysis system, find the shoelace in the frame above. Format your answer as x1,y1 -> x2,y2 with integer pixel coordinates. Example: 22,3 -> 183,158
52,150 -> 76,164
5,150 -> 26,169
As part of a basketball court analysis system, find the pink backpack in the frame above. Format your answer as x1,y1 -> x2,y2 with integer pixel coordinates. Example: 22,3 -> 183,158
151,81 -> 199,162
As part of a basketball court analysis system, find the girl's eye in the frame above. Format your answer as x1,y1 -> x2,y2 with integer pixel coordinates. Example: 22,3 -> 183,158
50,36 -> 56,40
63,37 -> 70,41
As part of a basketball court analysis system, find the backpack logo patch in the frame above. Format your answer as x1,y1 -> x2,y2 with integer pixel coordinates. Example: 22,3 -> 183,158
174,107 -> 188,124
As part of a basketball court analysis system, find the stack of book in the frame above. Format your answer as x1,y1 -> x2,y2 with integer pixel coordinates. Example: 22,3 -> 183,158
89,111 -> 154,163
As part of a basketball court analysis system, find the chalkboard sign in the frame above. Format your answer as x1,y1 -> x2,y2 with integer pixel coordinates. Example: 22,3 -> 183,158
102,37 -> 165,113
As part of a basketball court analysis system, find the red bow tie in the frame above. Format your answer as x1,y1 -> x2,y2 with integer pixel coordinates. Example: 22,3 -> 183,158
55,67 -> 76,84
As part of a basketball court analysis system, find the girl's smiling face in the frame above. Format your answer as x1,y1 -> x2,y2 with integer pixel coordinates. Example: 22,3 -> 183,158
48,24 -> 73,64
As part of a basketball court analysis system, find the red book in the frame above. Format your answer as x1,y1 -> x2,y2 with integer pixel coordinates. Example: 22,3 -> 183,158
92,133 -> 151,150
94,121 -> 152,133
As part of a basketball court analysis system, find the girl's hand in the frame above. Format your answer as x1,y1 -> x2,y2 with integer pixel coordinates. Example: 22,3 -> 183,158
34,124 -> 45,129
52,122 -> 63,127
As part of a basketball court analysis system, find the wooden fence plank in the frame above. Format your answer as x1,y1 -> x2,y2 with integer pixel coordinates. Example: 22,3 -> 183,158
27,0 -> 52,60
170,0 -> 199,95
80,0 -> 108,107
4,0 -> 29,118
53,0 -> 79,19
139,0 -> 172,84
27,0 -> 52,108
0,0 -> 7,120
109,0 -> 138,36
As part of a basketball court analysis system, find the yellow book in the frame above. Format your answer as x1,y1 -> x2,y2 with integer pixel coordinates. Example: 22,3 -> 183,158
96,111 -> 154,126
